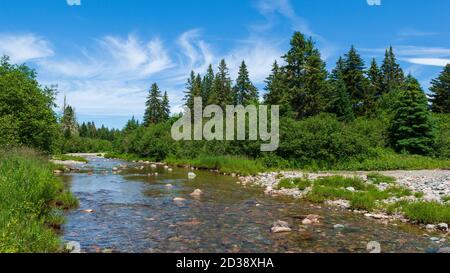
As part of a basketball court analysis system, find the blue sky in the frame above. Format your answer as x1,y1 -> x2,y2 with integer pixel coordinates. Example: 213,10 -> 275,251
0,0 -> 449,128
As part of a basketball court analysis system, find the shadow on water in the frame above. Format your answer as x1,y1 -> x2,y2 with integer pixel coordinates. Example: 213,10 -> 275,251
62,156 -> 446,253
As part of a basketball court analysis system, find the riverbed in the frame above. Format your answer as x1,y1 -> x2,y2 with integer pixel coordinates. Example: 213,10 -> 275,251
62,155 -> 447,253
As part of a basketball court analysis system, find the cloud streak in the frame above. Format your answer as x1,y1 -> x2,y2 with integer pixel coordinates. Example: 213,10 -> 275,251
0,33 -> 54,63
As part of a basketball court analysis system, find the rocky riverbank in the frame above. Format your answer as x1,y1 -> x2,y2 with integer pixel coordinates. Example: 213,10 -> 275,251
239,170 -> 450,233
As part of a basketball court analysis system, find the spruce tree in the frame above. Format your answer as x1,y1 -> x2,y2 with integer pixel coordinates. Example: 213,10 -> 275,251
281,32 -> 329,119
233,61 -> 259,105
430,64 -> 450,113
341,46 -> 369,115
61,96 -> 79,137
365,58 -> 383,114
381,46 -> 404,93
124,116 -> 139,132
328,58 -> 354,121
209,59 -> 233,108
144,83 -> 163,126
202,64 -> 215,106
161,91 -> 171,121
390,75 -> 434,155
184,71 -> 202,112
264,61 -> 292,115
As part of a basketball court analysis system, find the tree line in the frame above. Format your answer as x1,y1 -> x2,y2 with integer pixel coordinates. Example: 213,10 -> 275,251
0,31 -> 449,163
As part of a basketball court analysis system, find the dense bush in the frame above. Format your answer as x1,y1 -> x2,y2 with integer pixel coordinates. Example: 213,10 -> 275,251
0,57 -> 59,153
277,115 -> 374,168
61,136 -> 113,153
433,114 -> 450,159
0,148 -> 77,253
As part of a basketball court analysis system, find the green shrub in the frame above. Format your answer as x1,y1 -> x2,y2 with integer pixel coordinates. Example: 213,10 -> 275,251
367,173 -> 396,184
0,148 -> 77,253
335,148 -> 450,171
277,115 -> 372,168
52,154 -> 88,163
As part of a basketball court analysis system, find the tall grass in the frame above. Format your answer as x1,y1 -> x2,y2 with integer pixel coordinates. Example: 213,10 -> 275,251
0,148 -> 78,253
334,148 -> 450,171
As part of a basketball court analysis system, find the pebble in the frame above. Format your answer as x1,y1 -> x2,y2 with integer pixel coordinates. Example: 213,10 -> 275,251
188,172 -> 197,179
437,247 -> 450,253
426,224 -> 436,230
334,224 -> 345,229
271,220 -> 292,233
302,219 -> 313,225
190,189 -> 203,198
173,197 -> 186,202
437,223 -> 448,231
430,237 -> 440,242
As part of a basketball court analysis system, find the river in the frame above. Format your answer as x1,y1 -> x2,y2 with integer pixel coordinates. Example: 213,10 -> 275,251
62,155 -> 445,253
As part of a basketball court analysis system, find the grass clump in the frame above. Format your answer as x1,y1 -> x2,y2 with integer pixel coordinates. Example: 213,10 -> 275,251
334,148 -> 450,171
52,154 -> 88,163
277,178 -> 312,190
0,148 -> 78,253
314,176 -> 366,190
303,175 -> 417,212
350,193 -> 377,211
442,196 -> 450,202
402,202 -> 450,224
306,186 -> 354,203
367,173 -> 396,184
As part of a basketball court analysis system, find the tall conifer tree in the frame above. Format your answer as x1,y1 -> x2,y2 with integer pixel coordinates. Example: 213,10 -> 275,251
390,75 -> 433,155
144,83 -> 163,126
281,32 -> 328,119
233,61 -> 258,105
381,46 -> 404,93
430,64 -> 450,113
342,46 -> 369,115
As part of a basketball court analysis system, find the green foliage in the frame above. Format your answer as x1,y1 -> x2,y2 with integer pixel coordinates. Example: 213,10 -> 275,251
381,46 -> 404,93
117,122 -> 175,162
144,83 -> 170,126
402,202 -> 450,224
430,64 -> 450,114
0,148 -> 77,253
278,115 -> 373,168
52,154 -> 88,163
314,176 -> 366,190
389,75 -> 434,155
60,97 -> 79,138
350,193 -> 376,211
282,32 -> 329,119
341,46 -> 369,115
234,61 -> 259,105
61,136 -> 113,153
209,59 -> 234,108
277,178 -> 312,190
0,56 -> 59,152
335,148 -> 450,171
367,173 -> 396,184
433,114 -> 450,159
306,186 -> 354,203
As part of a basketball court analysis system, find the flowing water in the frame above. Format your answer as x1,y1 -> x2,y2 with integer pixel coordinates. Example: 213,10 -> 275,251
62,155 -> 446,253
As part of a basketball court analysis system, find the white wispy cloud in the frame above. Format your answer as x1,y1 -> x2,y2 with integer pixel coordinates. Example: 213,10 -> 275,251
0,33 -> 54,63
406,58 -> 450,67
361,45 -> 450,67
